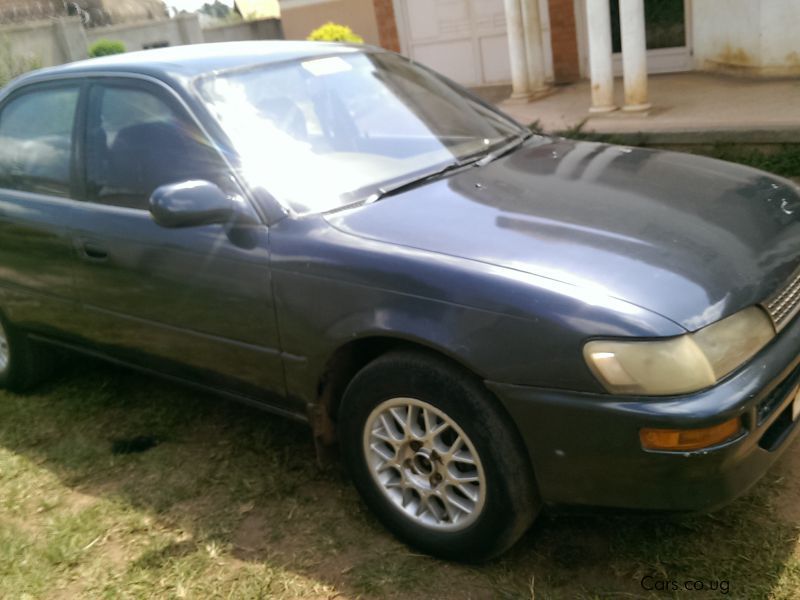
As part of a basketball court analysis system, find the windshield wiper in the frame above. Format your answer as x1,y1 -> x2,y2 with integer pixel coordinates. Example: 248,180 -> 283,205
366,158 -> 477,204
474,130 -> 533,167
365,130 -> 533,205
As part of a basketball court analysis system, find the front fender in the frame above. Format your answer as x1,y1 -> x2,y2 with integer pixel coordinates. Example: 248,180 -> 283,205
270,217 -> 685,406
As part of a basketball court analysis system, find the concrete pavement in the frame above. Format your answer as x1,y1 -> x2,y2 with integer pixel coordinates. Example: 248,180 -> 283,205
495,72 -> 800,143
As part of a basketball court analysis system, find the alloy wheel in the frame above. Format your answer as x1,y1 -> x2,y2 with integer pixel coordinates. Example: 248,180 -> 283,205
363,397 -> 486,531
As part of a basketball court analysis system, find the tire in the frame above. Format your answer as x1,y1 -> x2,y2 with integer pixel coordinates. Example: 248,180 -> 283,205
339,350 -> 541,562
0,316 -> 51,392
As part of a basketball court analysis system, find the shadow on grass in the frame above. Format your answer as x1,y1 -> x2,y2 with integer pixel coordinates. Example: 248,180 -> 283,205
1,361 -> 798,598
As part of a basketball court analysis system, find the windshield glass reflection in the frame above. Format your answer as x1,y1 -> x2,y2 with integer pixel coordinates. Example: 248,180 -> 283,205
198,51 -> 522,213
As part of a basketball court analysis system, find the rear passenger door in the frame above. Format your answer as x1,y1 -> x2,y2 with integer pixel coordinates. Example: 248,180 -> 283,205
0,82 -> 82,336
68,78 -> 288,406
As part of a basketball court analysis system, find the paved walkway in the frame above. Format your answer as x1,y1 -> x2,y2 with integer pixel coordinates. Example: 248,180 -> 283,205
496,72 -> 800,142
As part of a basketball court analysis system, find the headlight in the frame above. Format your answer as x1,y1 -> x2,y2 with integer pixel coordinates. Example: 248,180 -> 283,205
584,306 -> 775,395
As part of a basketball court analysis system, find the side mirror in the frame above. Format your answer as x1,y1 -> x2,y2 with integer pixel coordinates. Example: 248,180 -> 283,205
149,180 -> 234,228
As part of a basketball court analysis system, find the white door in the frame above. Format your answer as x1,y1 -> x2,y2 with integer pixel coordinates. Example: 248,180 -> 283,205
393,0 -> 554,87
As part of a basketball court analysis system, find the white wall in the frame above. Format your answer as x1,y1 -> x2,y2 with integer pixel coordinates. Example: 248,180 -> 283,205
760,0 -> 800,70
203,19 -> 284,44
84,15 -> 202,51
0,18 -> 86,67
693,0 -> 800,76
203,21 -> 256,43
0,15 -> 285,76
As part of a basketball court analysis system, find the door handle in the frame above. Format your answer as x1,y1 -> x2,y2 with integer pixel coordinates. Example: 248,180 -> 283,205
81,242 -> 108,261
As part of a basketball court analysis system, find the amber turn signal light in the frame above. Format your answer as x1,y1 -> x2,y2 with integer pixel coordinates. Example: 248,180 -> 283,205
640,417 -> 742,451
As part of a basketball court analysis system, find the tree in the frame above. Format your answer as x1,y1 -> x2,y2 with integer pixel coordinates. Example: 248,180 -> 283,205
199,1 -> 231,19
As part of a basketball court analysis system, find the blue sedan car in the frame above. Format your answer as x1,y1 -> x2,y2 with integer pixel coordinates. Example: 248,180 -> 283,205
0,41 -> 798,561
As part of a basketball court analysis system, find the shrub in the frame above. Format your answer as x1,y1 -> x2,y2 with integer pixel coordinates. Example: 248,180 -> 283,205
88,39 -> 126,58
307,22 -> 364,43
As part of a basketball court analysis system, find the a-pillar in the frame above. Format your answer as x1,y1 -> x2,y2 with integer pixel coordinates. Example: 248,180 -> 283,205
619,0 -> 651,111
504,0 -> 533,102
585,0 -> 616,113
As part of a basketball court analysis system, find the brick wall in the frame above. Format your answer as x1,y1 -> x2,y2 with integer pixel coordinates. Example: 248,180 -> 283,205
372,0 -> 400,52
548,0 -> 581,82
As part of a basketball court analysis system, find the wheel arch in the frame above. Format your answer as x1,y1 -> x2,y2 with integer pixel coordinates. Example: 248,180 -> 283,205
310,334 -> 529,468
332,336 -> 543,558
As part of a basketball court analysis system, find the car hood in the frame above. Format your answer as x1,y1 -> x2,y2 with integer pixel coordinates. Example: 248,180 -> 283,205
325,138 -> 800,331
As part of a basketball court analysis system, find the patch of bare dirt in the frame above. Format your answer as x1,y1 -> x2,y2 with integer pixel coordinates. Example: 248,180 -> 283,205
232,509 -> 271,559
770,439 -> 800,524
229,493 -> 390,594
49,577 -> 87,600
64,489 -> 99,514
98,534 -> 133,571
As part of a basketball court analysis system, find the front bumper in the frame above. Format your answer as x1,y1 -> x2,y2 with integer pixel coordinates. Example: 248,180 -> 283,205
487,315 -> 800,512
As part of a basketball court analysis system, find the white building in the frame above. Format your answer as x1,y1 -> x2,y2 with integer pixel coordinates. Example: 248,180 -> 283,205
281,0 -> 800,110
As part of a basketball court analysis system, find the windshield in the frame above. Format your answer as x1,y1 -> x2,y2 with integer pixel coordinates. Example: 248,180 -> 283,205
197,51 -> 524,214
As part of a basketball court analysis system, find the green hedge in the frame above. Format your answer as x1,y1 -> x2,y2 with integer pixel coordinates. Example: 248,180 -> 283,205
88,39 -> 126,58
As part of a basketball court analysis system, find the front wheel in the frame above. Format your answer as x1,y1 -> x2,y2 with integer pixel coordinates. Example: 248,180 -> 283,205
339,350 -> 540,562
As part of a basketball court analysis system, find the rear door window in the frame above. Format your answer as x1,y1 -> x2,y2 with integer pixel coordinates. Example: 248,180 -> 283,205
0,85 -> 80,197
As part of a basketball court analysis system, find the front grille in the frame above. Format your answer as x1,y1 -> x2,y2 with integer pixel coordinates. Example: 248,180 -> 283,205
762,267 -> 800,331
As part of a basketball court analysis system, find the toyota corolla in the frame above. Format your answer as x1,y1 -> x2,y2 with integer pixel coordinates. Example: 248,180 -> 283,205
0,41 -> 798,562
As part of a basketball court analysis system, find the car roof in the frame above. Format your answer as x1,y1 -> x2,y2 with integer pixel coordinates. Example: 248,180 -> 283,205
13,41 -> 369,85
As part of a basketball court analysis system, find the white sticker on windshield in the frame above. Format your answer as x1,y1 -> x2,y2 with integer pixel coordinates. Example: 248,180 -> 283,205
301,56 -> 353,77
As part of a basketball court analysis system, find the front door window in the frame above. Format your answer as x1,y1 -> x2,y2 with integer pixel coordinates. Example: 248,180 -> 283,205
85,83 -> 229,210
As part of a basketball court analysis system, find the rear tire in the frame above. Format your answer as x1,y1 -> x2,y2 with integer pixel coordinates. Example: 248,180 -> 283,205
0,317 -> 52,392
339,350 -> 540,562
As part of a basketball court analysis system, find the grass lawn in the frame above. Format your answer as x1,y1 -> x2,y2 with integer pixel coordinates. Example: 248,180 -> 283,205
544,120 -> 800,181
1,360 -> 800,599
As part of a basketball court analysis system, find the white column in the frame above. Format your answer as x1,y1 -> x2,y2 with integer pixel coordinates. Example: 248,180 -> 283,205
504,0 -> 532,102
520,0 -> 548,94
585,0 -> 616,113
619,0 -> 651,111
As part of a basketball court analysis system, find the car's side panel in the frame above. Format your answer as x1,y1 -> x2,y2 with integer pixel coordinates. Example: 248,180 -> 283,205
269,216 -> 686,407
0,192 -> 79,333
60,76 -> 290,407
66,203 -> 288,400
0,82 -> 85,337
